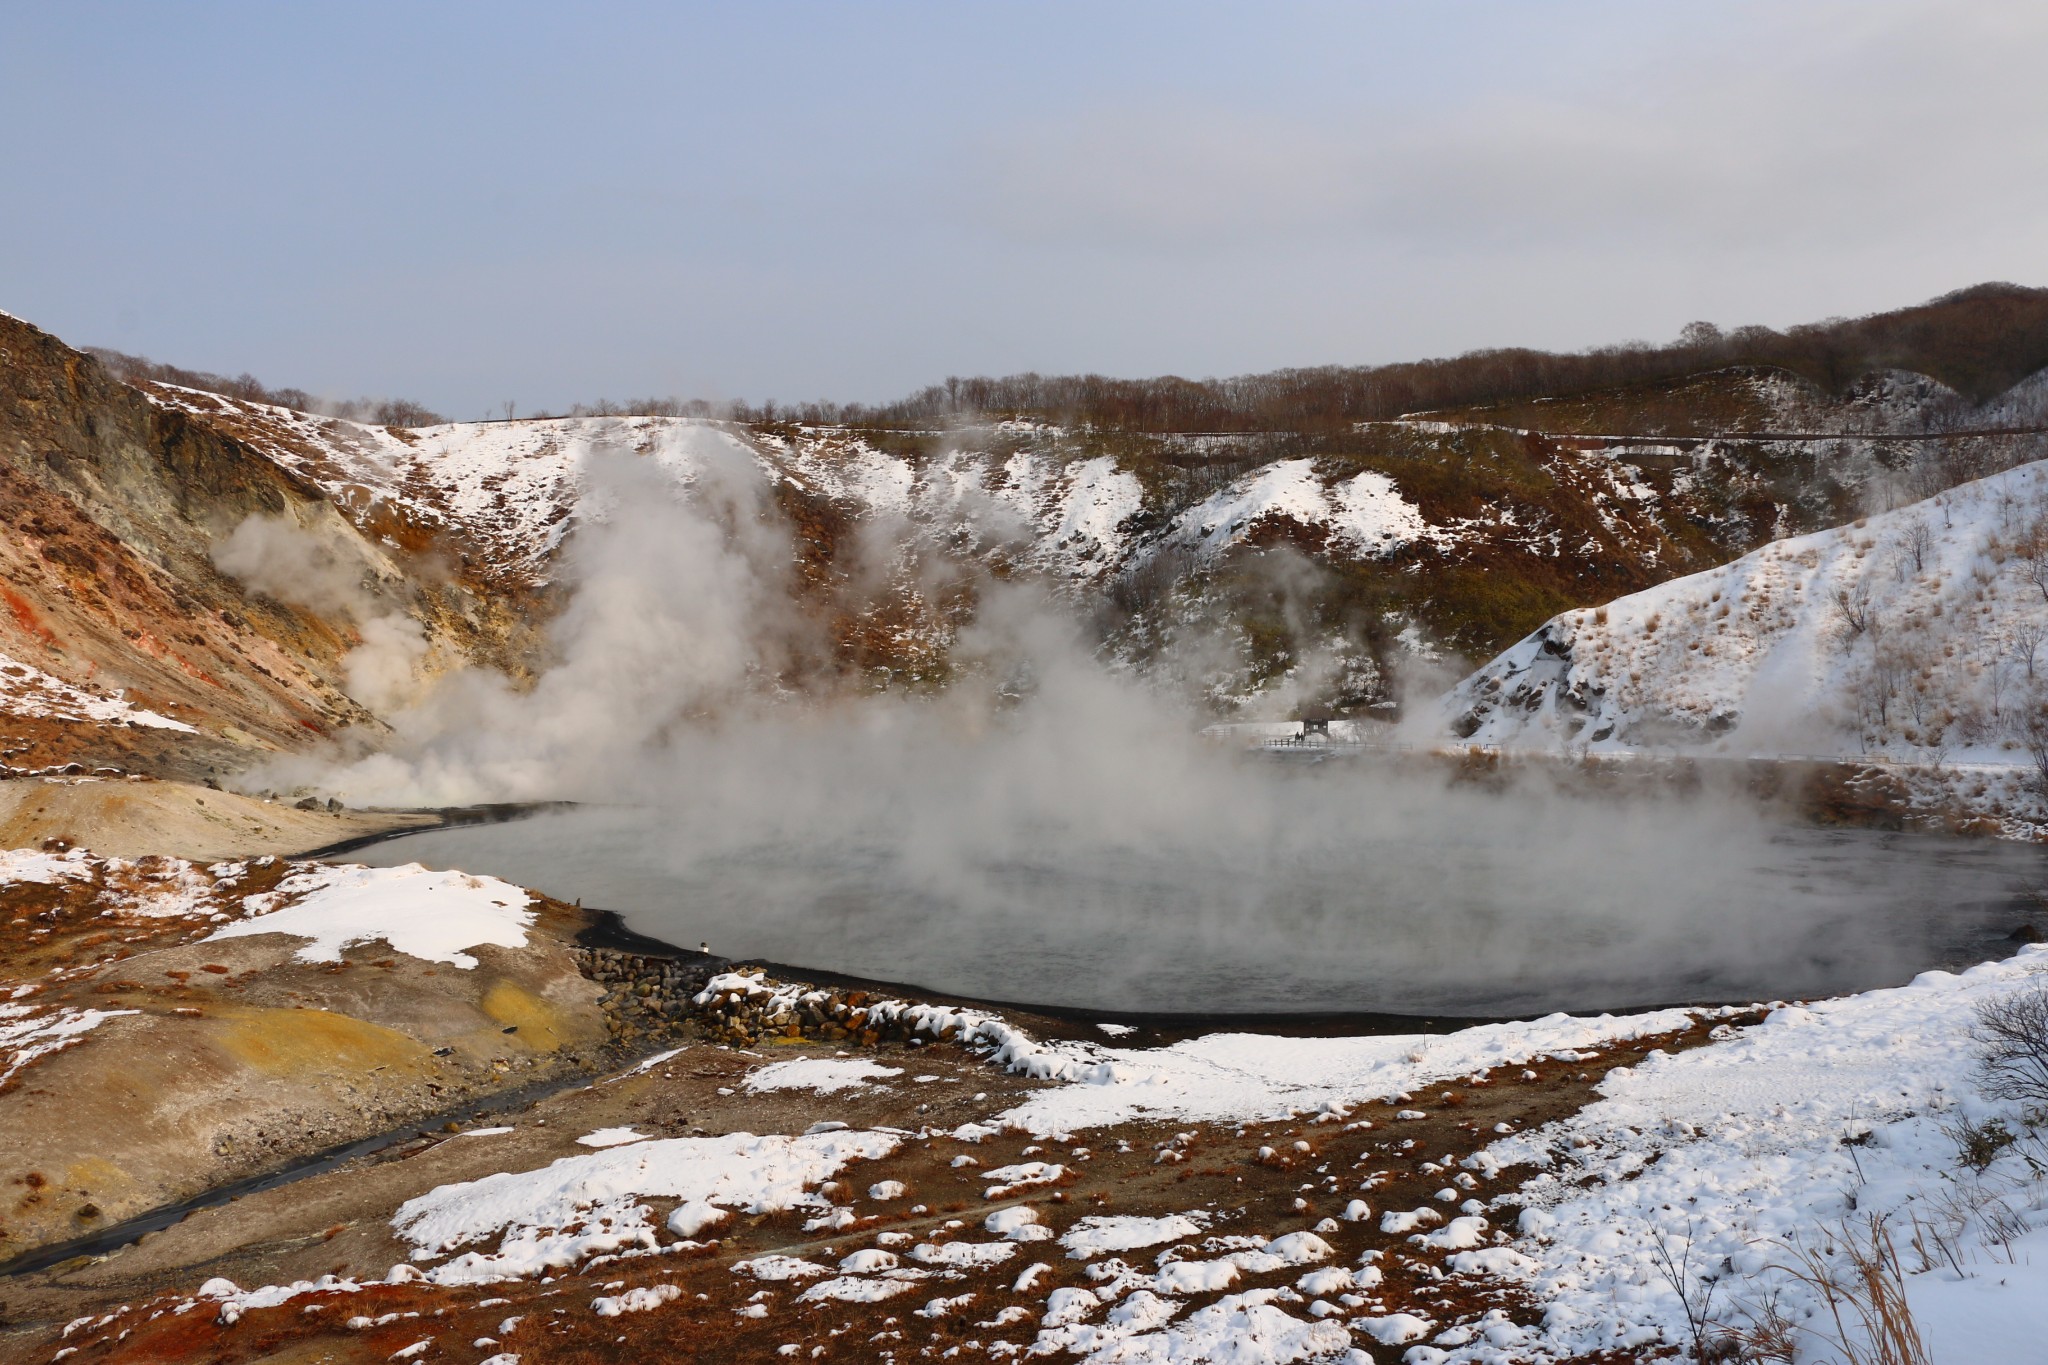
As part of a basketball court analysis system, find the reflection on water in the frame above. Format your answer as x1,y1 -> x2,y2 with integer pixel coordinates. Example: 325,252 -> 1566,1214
358,807 -> 2048,1015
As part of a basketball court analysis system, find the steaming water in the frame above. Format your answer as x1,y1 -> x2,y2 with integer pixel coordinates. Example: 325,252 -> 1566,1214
356,807 -> 2048,1016
283,457 -> 2046,1015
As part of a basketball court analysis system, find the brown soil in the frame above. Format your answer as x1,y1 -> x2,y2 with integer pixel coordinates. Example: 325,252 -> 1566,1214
0,1006 -> 1758,1364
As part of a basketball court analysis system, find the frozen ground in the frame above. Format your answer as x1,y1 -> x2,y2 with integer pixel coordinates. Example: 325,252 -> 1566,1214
24,925 -> 2048,1358
87,942 -> 2048,1364
393,947 -> 2048,1361
1435,945 -> 2048,1363
1447,455 -> 2048,770
0,651 -> 194,733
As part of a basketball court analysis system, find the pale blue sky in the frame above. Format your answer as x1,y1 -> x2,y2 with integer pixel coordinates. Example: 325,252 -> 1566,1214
4,2 -> 2044,417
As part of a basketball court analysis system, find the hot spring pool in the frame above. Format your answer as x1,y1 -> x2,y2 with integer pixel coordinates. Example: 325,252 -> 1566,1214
350,804 -> 2048,1017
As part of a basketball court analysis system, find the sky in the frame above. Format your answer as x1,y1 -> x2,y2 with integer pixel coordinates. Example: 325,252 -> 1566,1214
4,1 -> 2046,419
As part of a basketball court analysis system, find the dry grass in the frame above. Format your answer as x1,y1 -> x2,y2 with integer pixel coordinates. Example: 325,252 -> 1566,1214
1718,1216 -> 1929,1365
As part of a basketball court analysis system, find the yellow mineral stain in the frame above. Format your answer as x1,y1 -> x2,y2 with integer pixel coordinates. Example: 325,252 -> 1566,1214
480,980 -> 568,1049
207,1006 -> 424,1076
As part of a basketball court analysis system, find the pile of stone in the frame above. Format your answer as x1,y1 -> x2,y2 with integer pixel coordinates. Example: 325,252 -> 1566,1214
572,950 -> 952,1049
572,954 -> 1070,1081
573,946 -> 721,1046
692,972 -> 901,1047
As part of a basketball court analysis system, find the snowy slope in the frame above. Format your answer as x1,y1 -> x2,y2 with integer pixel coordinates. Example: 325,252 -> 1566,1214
143,385 -> 757,588
761,425 -> 1154,580
766,429 -> 1456,579
0,651 -> 194,732
1442,946 -> 2048,1364
1163,458 -> 1444,563
150,387 -> 1469,591
138,360 -> 2048,733
1444,456 -> 2048,759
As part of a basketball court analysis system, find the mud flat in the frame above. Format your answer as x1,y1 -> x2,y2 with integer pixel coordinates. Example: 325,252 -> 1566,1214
0,850 -> 619,1275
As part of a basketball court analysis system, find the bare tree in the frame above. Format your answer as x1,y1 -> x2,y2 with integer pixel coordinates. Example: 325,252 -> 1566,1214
2014,622 -> 2047,681
1833,582 -> 1874,639
1988,656 -> 2013,724
2028,543 -> 2048,606
1864,644 -> 1904,732
1901,519 -> 1934,577
2023,704 -> 2048,794
372,398 -> 443,428
1972,982 -> 2048,1109
1896,636 -> 1935,729
1851,637 -> 1908,737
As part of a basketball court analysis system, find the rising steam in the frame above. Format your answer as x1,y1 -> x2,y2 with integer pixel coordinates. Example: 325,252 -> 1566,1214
233,445 -> 2007,1013
210,511 -> 430,714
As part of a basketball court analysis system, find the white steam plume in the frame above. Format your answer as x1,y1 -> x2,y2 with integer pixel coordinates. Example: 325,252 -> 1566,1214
236,442 -> 1974,1016
210,510 -> 431,713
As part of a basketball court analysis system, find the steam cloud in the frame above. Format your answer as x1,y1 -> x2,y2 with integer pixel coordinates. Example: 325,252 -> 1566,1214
238,446 -> 2006,1014
211,512 -> 431,714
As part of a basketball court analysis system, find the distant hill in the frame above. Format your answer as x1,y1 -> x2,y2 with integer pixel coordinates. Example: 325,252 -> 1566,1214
757,281 -> 2048,431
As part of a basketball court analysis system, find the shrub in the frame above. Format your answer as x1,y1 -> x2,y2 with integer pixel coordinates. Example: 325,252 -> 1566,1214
1972,981 -> 2048,1110
1945,1114 -> 2017,1172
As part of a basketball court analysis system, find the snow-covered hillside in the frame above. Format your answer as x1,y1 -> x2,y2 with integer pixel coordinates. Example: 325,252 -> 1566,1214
147,387 -> 1478,591
1162,458 -> 1444,563
760,423 -> 1159,581
145,386 -> 757,588
1445,456 -> 2048,761
135,352 -> 2048,732
0,651 -> 193,732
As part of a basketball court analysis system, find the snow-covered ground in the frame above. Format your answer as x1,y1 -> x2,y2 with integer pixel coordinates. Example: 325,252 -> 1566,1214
0,998 -> 136,1088
0,845 -> 238,917
0,848 -> 535,970
393,1127 -> 906,1284
204,861 -> 535,968
0,651 -> 195,732
75,911 -> 2043,1364
1445,457 -> 2048,767
1440,946 -> 2048,1363
975,1008 -> 1711,1139
374,950 -> 2048,1362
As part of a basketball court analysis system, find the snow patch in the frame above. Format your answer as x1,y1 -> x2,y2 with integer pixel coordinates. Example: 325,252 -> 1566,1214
744,1057 -> 904,1095
204,862 -> 533,968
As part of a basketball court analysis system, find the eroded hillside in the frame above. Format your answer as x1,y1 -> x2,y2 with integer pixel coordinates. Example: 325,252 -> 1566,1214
0,314 -> 519,780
